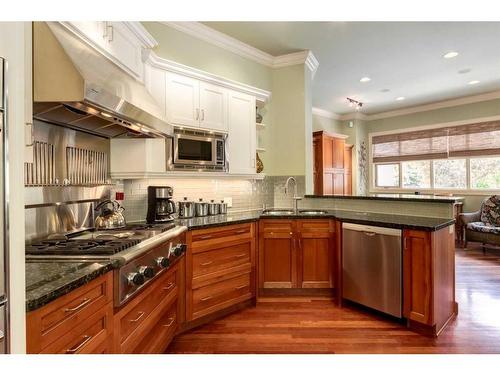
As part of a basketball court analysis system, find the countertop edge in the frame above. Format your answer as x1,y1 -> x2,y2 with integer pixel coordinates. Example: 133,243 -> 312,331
26,262 -> 114,313
304,194 -> 464,203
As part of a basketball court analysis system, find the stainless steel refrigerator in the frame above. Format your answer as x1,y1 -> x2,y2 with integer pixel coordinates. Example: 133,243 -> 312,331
0,56 -> 9,354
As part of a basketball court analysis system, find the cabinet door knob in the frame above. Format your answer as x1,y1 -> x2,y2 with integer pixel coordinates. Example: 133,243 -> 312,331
201,109 -> 205,121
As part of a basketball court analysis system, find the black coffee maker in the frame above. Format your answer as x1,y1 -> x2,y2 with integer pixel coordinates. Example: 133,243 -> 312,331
146,186 -> 176,223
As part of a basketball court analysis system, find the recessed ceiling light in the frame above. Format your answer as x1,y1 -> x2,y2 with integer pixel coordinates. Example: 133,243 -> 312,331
395,96 -> 405,101
458,68 -> 471,74
443,51 -> 459,59
468,80 -> 480,85
360,77 -> 371,83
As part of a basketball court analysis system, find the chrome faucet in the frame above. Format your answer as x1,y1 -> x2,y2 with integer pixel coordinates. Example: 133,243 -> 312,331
285,176 -> 302,213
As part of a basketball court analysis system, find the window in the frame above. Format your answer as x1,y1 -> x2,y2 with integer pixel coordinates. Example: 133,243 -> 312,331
371,119 -> 500,191
470,157 -> 500,189
433,159 -> 466,189
375,164 -> 399,187
402,161 -> 430,188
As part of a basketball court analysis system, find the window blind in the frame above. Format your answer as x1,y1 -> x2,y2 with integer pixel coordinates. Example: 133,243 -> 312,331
372,120 -> 500,163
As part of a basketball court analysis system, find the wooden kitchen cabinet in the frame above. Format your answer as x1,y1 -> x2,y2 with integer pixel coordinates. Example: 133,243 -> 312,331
313,131 -> 352,195
258,219 -> 336,292
403,227 -> 457,336
26,272 -> 114,354
185,223 -> 256,326
113,258 -> 184,354
259,220 -> 297,288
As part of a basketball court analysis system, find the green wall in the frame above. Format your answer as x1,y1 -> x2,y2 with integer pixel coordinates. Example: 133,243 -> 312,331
366,98 -> 500,133
142,22 -> 272,91
266,64 -> 308,176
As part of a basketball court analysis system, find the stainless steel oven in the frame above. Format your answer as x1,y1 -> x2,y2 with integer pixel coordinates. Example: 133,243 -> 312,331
167,128 -> 227,171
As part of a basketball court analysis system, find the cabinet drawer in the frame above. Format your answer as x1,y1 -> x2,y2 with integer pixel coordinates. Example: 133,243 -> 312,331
193,242 -> 251,278
134,301 -> 177,354
191,223 -> 252,249
119,271 -> 177,344
192,272 -> 251,319
260,220 -> 294,238
41,303 -> 113,354
27,272 -> 113,353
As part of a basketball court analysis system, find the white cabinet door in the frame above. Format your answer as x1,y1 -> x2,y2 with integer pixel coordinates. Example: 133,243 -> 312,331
144,64 -> 167,118
199,81 -> 228,132
104,22 -> 143,80
165,72 -> 200,127
228,90 -> 256,174
66,22 -> 106,48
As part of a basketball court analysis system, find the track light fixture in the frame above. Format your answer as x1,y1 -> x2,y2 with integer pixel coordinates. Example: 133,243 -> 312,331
347,97 -> 363,111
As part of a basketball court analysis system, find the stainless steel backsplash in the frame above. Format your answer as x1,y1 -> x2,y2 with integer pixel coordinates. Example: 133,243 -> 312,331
25,121 -> 113,241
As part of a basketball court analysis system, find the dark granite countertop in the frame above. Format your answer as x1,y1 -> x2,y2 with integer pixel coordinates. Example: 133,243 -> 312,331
26,261 -> 114,312
175,211 -> 260,230
304,193 -> 464,203
175,209 -> 454,232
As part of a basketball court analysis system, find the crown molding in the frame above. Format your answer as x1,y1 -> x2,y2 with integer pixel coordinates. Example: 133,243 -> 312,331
160,22 -> 319,75
144,50 -> 272,103
312,107 -> 340,120
123,22 -> 158,49
339,112 -> 368,121
365,90 -> 500,121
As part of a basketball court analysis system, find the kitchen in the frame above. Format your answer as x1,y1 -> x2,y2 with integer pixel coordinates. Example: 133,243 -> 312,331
1,3 -> 500,370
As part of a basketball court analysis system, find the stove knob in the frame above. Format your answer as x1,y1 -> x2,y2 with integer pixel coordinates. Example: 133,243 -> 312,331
174,244 -> 187,256
156,256 -> 170,268
127,272 -> 145,286
138,266 -> 155,278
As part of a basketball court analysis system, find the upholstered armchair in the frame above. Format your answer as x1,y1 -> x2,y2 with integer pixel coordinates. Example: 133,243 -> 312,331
460,195 -> 500,252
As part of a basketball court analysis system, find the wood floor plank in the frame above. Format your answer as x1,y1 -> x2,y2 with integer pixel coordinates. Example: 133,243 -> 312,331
168,245 -> 500,354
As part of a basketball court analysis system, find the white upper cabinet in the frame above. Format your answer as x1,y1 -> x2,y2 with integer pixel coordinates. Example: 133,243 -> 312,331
165,73 -> 228,132
63,21 -> 146,81
165,72 -> 200,128
103,22 -> 144,80
228,90 -> 256,174
199,82 -> 228,132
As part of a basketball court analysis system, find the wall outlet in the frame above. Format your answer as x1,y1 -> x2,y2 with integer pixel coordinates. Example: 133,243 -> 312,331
223,197 -> 233,208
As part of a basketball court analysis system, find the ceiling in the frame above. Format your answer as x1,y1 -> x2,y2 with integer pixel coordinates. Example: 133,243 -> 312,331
203,22 -> 500,115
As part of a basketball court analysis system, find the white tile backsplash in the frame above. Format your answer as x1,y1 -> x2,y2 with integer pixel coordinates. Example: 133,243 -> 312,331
119,174 -> 454,222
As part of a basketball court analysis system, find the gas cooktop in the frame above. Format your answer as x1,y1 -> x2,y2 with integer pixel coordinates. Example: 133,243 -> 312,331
26,238 -> 141,256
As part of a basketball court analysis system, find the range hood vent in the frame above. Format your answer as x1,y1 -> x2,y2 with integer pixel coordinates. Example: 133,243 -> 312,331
33,22 -> 172,138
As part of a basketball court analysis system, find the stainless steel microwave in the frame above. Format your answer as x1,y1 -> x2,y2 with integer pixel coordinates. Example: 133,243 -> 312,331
167,128 -> 228,171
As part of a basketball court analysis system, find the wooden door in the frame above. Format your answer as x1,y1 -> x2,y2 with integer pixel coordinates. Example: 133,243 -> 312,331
343,145 -> 353,195
199,81 -> 228,132
228,90 -> 256,174
165,72 -> 200,127
259,220 -> 297,288
332,137 -> 345,169
297,220 -> 335,288
333,171 -> 345,195
403,230 -> 432,325
105,22 -> 143,79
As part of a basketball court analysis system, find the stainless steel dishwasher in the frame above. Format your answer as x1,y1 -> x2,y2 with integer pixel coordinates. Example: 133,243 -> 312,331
342,223 -> 402,318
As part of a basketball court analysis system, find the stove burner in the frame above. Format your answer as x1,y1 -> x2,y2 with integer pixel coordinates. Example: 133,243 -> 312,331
125,223 -> 176,232
26,238 -> 141,256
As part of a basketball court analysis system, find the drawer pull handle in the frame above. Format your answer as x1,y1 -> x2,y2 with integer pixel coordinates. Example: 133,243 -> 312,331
235,284 -> 248,290
64,298 -> 91,313
200,261 -> 213,266
163,282 -> 175,291
199,235 -> 212,240
200,296 -> 212,301
163,317 -> 175,328
130,311 -> 145,323
66,335 -> 92,354
234,253 -> 246,259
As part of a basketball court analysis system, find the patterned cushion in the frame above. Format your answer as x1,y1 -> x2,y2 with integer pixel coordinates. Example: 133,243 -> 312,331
480,195 -> 500,226
467,221 -> 500,234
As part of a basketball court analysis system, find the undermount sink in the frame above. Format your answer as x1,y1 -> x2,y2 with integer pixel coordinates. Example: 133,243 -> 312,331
262,209 -> 295,215
299,210 -> 328,215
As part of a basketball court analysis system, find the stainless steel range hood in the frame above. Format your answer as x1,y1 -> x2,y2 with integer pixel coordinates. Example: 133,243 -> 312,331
33,22 -> 172,138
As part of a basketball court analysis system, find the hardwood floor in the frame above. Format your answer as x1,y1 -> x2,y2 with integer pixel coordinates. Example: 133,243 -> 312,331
168,244 -> 500,353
